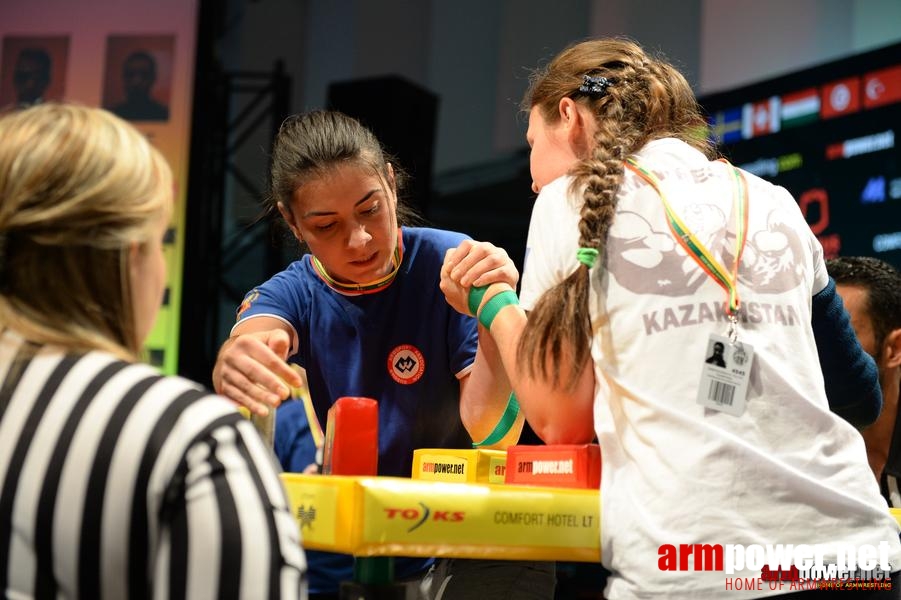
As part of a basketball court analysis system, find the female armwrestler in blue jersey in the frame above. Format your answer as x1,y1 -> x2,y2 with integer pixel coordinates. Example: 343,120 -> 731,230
212,110 -> 554,600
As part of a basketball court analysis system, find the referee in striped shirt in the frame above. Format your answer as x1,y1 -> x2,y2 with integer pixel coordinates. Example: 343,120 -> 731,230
0,104 -> 307,599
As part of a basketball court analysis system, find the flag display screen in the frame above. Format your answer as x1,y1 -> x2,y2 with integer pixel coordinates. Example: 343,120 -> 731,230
700,42 -> 901,270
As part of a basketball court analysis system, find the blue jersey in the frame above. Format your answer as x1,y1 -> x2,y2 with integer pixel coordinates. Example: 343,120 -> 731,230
237,227 -> 477,476
236,227 -> 476,593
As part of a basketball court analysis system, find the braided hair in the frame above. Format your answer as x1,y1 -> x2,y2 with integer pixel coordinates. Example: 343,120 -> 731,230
517,38 -> 714,389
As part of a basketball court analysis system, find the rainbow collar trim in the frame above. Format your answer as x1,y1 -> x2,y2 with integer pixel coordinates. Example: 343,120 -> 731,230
311,228 -> 404,295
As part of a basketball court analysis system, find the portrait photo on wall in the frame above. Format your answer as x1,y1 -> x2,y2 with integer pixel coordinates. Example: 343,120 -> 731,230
0,35 -> 70,110
102,34 -> 174,122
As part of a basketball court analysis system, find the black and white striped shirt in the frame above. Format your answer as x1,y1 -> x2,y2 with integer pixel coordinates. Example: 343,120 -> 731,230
0,331 -> 307,599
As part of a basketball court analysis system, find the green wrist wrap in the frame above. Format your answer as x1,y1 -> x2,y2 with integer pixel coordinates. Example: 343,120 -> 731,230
472,393 -> 520,448
468,285 -> 488,317
477,290 -> 519,330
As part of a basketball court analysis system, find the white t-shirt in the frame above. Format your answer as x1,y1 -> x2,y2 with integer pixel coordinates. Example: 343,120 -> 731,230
521,138 -> 901,599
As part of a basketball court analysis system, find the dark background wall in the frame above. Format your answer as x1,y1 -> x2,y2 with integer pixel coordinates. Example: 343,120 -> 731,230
221,0 -> 900,173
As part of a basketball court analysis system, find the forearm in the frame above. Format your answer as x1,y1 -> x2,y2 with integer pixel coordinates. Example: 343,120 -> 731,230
459,318 -> 521,445
439,239 -> 595,444
475,283 -> 596,444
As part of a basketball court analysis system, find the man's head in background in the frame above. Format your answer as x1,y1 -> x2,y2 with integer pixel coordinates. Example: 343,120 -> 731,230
828,256 -> 901,370
828,255 -> 901,485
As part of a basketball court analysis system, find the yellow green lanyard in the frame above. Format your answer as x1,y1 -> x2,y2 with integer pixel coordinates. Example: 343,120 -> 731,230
311,228 -> 403,294
623,157 -> 749,316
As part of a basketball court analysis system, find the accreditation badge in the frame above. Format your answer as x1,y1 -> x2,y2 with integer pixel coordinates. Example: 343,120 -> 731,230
696,333 -> 754,416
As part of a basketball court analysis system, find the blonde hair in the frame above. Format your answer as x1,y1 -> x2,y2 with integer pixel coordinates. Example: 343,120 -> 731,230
518,38 -> 715,389
0,103 -> 172,360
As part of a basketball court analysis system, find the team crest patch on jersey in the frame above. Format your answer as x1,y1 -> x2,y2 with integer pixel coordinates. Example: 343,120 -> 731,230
236,289 -> 260,319
388,344 -> 425,384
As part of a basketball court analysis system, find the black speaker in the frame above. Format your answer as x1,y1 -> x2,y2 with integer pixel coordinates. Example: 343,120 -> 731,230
327,75 -> 439,215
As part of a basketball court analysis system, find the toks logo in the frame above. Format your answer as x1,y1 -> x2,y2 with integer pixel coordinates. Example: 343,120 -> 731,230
384,502 -> 465,532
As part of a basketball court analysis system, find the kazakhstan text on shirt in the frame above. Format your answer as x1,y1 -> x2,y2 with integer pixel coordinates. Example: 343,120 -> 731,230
643,301 -> 801,335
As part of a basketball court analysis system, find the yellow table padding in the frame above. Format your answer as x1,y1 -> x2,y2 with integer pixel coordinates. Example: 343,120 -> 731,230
281,473 -> 602,562
281,475 -> 901,564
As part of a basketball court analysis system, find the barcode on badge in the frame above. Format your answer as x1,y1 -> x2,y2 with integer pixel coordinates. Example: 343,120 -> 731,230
708,380 -> 735,406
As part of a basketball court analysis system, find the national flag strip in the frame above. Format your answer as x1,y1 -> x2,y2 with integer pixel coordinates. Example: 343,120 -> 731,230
708,107 -> 743,144
864,65 -> 901,109
780,88 -> 820,128
821,76 -> 861,119
742,96 -> 781,139
705,63 -> 901,146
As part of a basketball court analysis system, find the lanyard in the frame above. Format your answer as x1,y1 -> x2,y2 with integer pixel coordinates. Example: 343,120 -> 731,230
311,228 -> 403,295
623,157 -> 749,317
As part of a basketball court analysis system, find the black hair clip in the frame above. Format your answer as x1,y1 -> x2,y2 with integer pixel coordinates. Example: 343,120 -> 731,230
578,74 -> 610,96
